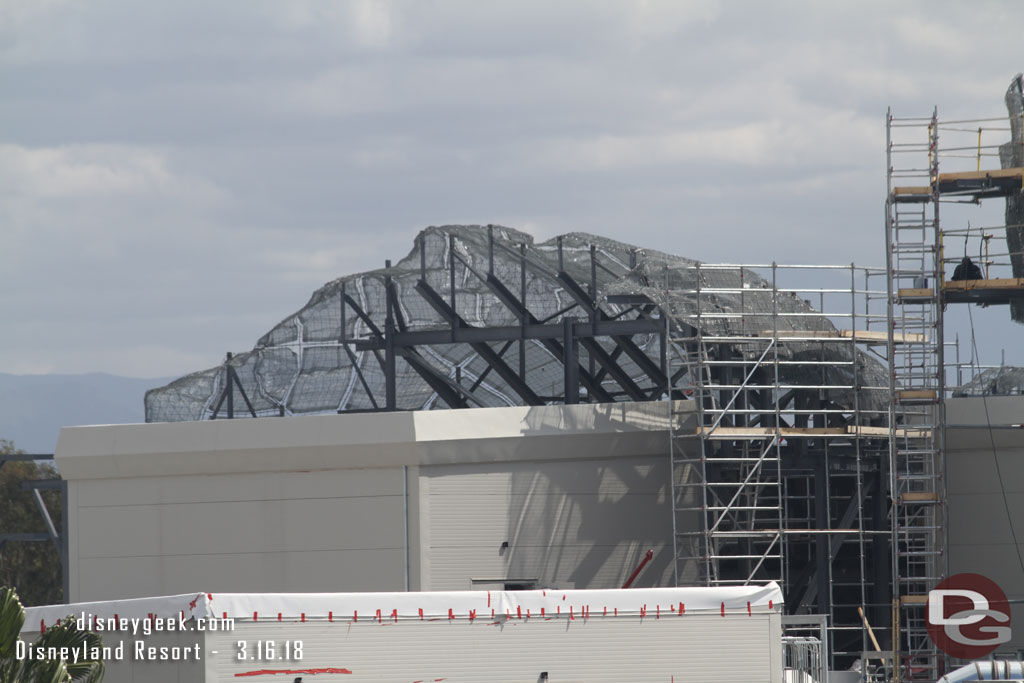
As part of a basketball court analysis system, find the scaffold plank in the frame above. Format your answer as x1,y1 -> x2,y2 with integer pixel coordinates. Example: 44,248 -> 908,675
756,329 -> 924,343
847,425 -> 929,438
896,389 -> 937,402
900,595 -> 929,606
696,426 -> 848,438
937,166 -> 1023,183
897,288 -> 934,300
899,492 -> 940,503
891,186 -> 932,202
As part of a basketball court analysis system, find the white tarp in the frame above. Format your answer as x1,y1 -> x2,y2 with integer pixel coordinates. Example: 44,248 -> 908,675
24,583 -> 782,631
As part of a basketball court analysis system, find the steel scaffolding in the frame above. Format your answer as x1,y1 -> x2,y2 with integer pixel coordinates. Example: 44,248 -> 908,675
885,109 -> 946,682
666,263 -> 894,671
884,101 -> 1024,680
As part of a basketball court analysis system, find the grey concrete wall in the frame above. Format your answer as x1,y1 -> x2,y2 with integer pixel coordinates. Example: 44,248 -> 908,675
946,397 -> 1024,655
57,402 -> 672,603
420,456 -> 673,591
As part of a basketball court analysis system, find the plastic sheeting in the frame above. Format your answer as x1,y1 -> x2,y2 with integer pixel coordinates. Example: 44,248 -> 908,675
145,225 -> 887,422
23,583 -> 784,630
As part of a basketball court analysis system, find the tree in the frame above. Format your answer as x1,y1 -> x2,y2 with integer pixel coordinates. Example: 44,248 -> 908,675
0,586 -> 104,683
0,442 -> 62,606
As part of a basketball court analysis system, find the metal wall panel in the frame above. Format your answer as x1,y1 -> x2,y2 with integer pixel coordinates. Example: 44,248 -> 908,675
206,614 -> 780,683
421,457 -> 673,591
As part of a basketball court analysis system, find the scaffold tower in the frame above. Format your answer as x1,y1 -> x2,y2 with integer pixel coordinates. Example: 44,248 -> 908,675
885,108 -> 947,682
666,261 -> 895,673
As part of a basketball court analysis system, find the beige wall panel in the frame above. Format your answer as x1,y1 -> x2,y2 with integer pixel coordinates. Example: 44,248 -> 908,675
949,449 -> 1024,493
421,457 -> 672,592
162,549 -> 406,594
75,468 -> 402,507
427,543 -> 672,591
77,497 -> 403,558
948,493 -> 1024,547
77,556 -> 165,601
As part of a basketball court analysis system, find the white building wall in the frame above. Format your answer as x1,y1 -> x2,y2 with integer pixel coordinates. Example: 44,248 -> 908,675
71,468 -> 408,600
946,396 -> 1024,655
420,458 -> 672,590
56,402 -> 676,603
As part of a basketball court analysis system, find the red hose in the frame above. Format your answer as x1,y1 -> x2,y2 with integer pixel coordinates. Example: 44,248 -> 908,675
622,549 -> 654,588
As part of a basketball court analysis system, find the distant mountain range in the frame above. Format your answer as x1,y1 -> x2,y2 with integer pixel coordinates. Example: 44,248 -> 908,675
0,373 -> 173,454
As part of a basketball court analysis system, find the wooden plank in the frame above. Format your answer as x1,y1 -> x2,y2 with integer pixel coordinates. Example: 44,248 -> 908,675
696,426 -> 847,438
897,389 -> 937,402
944,277 -> 1024,291
937,167 -> 1024,182
897,288 -> 934,300
900,594 -> 929,606
892,186 -> 931,196
900,492 -> 940,503
755,329 -> 924,343
848,425 -> 930,439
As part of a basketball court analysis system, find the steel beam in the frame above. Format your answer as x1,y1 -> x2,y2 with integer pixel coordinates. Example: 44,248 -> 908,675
415,280 -> 543,405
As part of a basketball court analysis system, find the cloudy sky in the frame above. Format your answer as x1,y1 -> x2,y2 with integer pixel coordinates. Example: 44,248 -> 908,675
3,0 -> 1024,379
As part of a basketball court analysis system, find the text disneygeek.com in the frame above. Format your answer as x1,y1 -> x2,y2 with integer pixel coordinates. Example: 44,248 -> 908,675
17,613 -> 236,663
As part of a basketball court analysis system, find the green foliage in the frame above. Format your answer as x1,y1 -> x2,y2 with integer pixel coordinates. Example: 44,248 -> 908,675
0,586 -> 104,683
0,441 -> 62,606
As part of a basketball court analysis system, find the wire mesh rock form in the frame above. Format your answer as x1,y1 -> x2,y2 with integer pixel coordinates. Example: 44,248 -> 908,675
1000,73 -> 1024,323
953,365 -> 1024,397
145,225 -> 887,422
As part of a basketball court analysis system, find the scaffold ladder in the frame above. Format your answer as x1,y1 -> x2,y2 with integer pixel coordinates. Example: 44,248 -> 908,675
885,108 -> 946,682
669,264 -> 784,589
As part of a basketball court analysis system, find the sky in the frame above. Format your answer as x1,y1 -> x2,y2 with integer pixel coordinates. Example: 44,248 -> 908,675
3,0 -> 1024,380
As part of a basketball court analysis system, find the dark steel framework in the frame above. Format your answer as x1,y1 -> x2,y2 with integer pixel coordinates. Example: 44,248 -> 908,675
210,228 -> 669,418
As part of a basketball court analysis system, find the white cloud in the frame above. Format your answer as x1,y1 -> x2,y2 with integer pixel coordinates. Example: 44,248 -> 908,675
0,144 -> 226,201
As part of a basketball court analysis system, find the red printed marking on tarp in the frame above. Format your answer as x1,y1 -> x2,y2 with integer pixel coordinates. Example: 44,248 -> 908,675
720,602 -> 725,617
678,603 -> 684,615
747,602 -> 751,617
487,591 -> 491,607
253,612 -> 258,621
277,613 -> 282,622
234,667 -> 352,677
448,609 -> 454,620
516,606 -> 521,619
376,609 -> 382,624
419,608 -> 424,621
769,600 -> 773,609
392,609 -> 398,623
40,619 -> 45,633
328,611 -> 333,623
301,613 -> 306,623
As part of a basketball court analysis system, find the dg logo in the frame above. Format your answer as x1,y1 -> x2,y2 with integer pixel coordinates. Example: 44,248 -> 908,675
926,573 -> 1011,660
